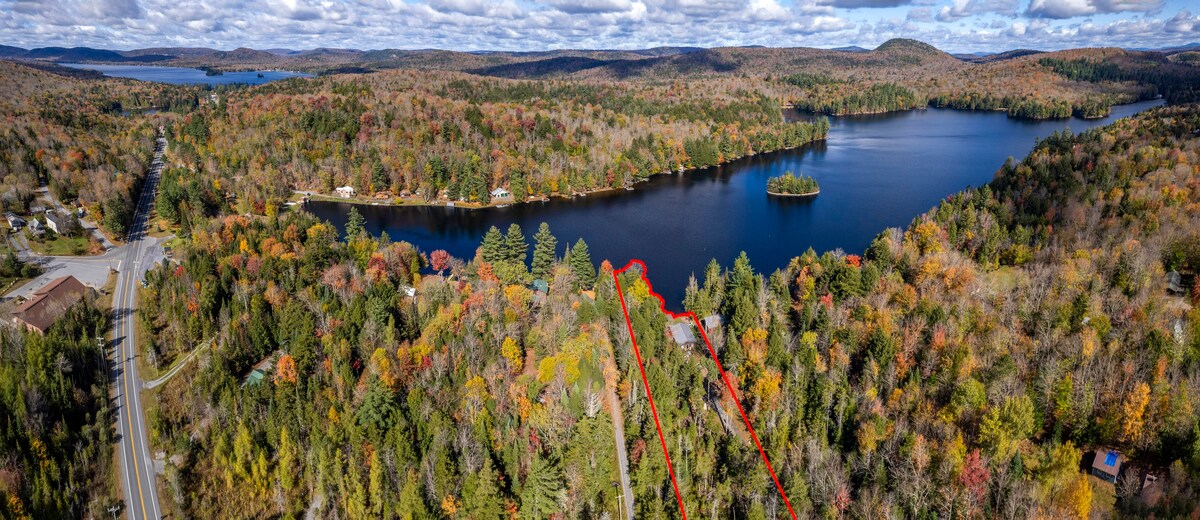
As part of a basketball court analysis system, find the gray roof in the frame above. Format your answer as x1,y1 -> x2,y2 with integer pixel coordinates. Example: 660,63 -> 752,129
702,314 -> 722,330
668,322 -> 696,345
1167,271 -> 1184,293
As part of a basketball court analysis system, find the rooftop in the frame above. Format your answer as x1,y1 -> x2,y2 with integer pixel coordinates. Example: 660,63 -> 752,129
12,275 -> 89,334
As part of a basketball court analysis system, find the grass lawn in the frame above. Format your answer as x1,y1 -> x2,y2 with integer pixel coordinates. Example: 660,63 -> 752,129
26,231 -> 100,256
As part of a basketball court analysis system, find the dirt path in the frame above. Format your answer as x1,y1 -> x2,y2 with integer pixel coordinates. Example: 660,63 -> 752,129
604,354 -> 635,519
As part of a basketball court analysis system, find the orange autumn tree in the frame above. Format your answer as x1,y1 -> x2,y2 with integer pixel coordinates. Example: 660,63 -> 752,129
274,354 -> 298,385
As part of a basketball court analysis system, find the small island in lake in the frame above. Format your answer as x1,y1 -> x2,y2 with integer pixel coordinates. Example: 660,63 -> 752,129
766,171 -> 820,197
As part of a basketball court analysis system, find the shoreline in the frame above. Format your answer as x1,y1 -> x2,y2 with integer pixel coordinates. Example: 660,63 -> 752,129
297,136 -> 830,211
766,189 -> 820,197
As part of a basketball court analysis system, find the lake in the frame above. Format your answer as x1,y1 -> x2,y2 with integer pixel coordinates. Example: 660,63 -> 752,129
60,63 -> 312,85
307,100 -> 1164,305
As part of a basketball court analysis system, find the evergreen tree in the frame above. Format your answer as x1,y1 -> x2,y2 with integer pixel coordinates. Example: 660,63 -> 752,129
519,455 -> 562,520
531,223 -> 557,280
345,206 -> 366,239
464,458 -> 505,520
398,470 -> 432,520
481,226 -> 504,264
504,223 -> 528,265
569,239 -> 595,289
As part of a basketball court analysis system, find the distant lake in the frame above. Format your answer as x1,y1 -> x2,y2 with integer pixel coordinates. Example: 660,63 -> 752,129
60,63 -> 312,85
307,99 -> 1164,305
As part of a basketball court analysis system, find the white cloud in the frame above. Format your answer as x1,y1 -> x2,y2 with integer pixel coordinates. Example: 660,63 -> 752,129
0,0 -> 1194,54
1026,0 -> 1164,19
1163,9 -> 1199,33
936,0 -> 1018,21
540,0 -> 635,14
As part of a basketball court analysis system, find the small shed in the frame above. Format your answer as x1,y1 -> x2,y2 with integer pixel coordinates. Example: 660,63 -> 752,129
490,187 -> 511,200
335,186 -> 356,198
1166,271 -> 1185,295
530,279 -> 549,294
668,322 -> 696,348
1090,449 -> 1123,483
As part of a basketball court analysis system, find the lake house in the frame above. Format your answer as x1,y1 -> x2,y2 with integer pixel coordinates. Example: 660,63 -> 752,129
490,187 -> 512,200
668,322 -> 696,349
335,186 -> 356,198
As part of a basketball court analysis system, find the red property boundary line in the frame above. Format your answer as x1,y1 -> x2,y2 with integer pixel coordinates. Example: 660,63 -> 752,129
613,259 -> 797,520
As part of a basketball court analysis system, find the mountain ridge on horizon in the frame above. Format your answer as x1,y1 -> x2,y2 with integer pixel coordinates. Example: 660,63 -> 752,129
2,39 -> 1197,64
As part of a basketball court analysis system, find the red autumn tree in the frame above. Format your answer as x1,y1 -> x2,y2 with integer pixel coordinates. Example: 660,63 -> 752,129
430,249 -> 451,275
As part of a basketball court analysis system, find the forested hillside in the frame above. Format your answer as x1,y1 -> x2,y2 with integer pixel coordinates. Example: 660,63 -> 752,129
161,70 -> 828,215
0,61 -> 206,237
138,104 -> 1200,518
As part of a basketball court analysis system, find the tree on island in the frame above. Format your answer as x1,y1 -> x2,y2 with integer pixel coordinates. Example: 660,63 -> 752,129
766,171 -> 820,195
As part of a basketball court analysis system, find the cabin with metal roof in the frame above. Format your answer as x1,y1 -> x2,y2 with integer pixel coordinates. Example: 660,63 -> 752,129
668,322 -> 696,349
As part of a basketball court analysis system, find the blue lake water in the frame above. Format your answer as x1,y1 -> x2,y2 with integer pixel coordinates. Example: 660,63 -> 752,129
61,63 -> 312,85
307,99 -> 1164,305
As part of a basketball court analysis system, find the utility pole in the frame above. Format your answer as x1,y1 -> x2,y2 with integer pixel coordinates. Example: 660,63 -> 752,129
107,504 -> 120,519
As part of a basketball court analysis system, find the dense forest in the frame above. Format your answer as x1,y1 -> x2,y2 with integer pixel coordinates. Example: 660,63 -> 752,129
766,172 -> 820,195
0,47 -> 1199,519
161,71 -> 829,215
0,302 -> 117,518
0,61 -> 211,237
131,104 -> 1200,518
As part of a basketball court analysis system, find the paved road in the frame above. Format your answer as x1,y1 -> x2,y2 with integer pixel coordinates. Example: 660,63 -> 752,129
112,128 -> 166,520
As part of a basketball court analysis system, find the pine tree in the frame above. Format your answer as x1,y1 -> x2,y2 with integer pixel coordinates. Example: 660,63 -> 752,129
504,223 -> 527,265
569,238 -> 595,290
345,207 -> 366,239
531,223 -> 557,280
399,470 -> 432,520
519,455 -> 562,520
465,458 -> 505,520
481,226 -> 504,264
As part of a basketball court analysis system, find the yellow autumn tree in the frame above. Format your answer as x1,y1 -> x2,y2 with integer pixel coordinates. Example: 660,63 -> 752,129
501,337 -> 523,372
1060,473 -> 1092,520
1121,381 -> 1150,443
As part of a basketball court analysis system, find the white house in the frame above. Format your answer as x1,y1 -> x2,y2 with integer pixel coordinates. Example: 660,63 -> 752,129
45,211 -> 67,234
335,186 -> 356,198
490,187 -> 511,200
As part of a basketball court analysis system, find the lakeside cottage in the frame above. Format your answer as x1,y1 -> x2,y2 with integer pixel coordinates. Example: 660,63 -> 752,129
702,314 -> 722,332
668,322 -> 696,349
335,186 -> 356,198
490,187 -> 511,200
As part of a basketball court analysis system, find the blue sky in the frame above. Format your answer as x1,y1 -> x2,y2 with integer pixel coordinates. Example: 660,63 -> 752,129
1,0 -> 1197,53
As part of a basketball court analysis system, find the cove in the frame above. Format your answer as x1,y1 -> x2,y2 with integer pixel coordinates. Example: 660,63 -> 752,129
60,63 -> 312,85
307,99 -> 1164,304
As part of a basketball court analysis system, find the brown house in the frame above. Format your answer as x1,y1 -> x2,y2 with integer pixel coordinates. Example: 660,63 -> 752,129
12,276 -> 90,334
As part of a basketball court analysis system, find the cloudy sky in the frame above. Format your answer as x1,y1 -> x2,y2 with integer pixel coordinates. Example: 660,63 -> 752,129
1,0 -> 1197,53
